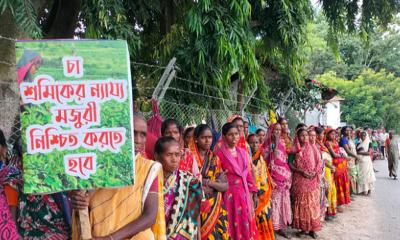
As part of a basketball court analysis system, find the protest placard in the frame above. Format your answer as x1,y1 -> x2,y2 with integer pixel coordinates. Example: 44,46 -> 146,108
16,40 -> 134,194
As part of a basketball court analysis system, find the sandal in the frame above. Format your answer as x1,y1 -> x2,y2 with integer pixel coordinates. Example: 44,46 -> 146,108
296,231 -> 306,237
309,231 -> 318,239
325,216 -> 335,221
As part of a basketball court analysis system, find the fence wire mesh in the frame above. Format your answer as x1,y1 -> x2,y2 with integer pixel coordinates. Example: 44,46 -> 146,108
140,99 -> 269,131
0,61 -> 270,153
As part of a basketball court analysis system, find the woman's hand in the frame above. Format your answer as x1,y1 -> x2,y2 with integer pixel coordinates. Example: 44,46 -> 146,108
300,170 -> 309,178
252,193 -> 259,210
202,179 -> 213,194
92,237 -> 110,240
309,172 -> 317,179
203,185 -> 213,195
92,236 -> 117,240
218,171 -> 228,183
302,171 -> 316,179
69,190 -> 89,210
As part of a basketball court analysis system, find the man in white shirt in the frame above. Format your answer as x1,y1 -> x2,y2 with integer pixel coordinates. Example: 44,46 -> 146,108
378,128 -> 388,159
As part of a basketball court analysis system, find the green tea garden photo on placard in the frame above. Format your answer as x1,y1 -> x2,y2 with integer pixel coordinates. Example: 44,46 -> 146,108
16,40 -> 135,194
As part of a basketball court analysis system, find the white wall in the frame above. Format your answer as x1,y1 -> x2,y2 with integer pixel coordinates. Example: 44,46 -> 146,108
304,108 -> 322,126
325,101 -> 341,128
304,100 -> 341,128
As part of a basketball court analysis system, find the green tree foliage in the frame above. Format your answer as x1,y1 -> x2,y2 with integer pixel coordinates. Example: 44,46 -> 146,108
318,70 -> 400,131
321,0 -> 400,52
157,0 -> 262,109
0,0 -> 41,37
305,15 -> 400,80
252,0 -> 313,82
1,0 -> 400,113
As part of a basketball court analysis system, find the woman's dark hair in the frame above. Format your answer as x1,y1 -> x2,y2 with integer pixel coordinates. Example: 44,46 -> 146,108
278,117 -> 288,124
193,124 -> 211,139
326,129 -> 337,140
296,123 -> 307,131
247,133 -> 258,142
308,127 -> 316,133
255,128 -> 265,134
154,136 -> 179,156
183,127 -> 195,139
315,127 -> 324,135
296,127 -> 308,137
221,122 -> 237,136
232,117 -> 243,124
0,129 -> 6,148
13,137 -> 23,158
161,118 -> 183,136
341,126 -> 350,136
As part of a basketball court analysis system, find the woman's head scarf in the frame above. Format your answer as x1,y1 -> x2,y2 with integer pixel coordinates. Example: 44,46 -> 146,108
16,50 -> 42,85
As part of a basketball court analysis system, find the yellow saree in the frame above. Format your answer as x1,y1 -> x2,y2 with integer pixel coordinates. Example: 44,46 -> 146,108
72,154 -> 166,240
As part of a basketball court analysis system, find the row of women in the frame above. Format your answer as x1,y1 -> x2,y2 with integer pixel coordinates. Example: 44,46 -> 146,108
0,114 -> 376,240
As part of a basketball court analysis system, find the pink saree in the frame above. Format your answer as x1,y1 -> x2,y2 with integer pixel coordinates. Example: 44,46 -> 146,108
215,143 -> 259,240
0,167 -> 20,240
292,140 -> 322,232
263,124 -> 292,231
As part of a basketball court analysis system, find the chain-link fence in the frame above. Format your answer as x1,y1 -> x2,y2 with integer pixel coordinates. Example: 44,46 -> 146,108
0,94 -> 21,159
0,87 -> 19,140
139,99 -> 269,131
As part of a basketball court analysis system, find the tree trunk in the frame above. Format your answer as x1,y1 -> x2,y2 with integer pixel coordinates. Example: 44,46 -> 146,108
42,0 -> 82,38
236,79 -> 245,111
0,0 -> 79,138
160,0 -> 177,36
0,9 -> 19,138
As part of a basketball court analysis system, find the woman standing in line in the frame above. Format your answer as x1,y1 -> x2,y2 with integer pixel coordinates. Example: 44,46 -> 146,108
325,129 -> 351,211
315,127 -> 337,220
190,124 -> 230,239
248,133 -> 275,240
292,128 -> 322,239
155,137 -> 202,239
356,131 -> 376,195
340,126 -> 359,196
386,131 -> 399,180
215,123 -> 259,240
263,123 -> 292,239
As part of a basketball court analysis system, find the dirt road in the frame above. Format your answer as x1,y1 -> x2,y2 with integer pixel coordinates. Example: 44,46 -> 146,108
276,159 -> 400,240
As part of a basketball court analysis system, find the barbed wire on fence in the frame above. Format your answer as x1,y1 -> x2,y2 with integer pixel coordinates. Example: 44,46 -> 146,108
173,76 -> 270,106
132,61 -> 270,107
134,85 -> 265,112
0,60 -> 15,67
132,61 -> 270,129
0,60 -> 269,151
131,61 -> 166,69
0,35 -> 17,42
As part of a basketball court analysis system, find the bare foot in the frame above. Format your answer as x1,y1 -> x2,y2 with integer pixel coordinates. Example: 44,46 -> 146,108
337,206 -> 344,213
276,230 -> 291,239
